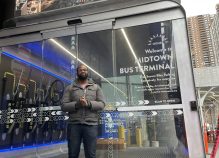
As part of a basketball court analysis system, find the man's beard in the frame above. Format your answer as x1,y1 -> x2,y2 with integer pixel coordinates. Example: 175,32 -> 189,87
77,74 -> 88,80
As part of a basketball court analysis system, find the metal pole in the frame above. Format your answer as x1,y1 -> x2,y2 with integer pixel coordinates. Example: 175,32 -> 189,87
198,87 -> 216,131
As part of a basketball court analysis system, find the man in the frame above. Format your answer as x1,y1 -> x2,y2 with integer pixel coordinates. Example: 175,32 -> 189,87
62,64 -> 105,158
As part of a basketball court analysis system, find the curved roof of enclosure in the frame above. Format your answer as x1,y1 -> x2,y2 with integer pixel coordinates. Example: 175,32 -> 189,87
5,0 -> 182,28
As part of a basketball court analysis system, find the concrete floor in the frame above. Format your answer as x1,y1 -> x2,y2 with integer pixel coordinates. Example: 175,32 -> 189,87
0,143 -> 218,158
36,143 -> 219,158
53,147 -> 175,158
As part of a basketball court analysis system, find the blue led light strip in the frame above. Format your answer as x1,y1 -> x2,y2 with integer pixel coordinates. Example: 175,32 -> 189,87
0,52 -> 69,152
0,141 -> 67,152
2,51 -> 71,84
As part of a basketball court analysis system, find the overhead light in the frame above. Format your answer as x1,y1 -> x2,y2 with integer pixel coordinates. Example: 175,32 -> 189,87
121,28 -> 152,92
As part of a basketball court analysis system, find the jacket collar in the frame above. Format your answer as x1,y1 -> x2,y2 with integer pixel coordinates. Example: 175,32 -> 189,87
72,78 -> 94,87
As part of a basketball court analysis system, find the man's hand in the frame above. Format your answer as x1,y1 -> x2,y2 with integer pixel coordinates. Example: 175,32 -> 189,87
79,96 -> 88,106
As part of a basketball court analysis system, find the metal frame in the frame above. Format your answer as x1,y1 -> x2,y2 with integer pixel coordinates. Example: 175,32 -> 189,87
172,19 -> 205,157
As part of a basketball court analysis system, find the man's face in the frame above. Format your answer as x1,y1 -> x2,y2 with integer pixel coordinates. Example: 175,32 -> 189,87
77,65 -> 88,80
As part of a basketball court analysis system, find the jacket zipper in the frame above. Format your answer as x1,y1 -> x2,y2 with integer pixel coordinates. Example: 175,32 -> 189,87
82,88 -> 87,118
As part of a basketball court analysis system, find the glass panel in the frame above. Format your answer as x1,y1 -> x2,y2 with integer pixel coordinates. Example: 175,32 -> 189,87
42,37 -> 76,81
78,30 -> 118,105
36,36 -> 76,155
15,0 -> 107,17
0,41 -> 43,151
0,19 -> 189,158
75,21 -> 187,158
115,20 -> 181,106
0,38 -> 71,155
98,109 -> 189,158
76,29 -> 117,157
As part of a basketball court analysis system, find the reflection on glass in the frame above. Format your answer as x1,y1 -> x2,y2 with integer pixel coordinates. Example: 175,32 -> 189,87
49,38 -> 126,98
0,19 -> 185,157
0,41 -> 68,151
1,41 -> 70,82
97,109 -> 189,158
77,29 -> 132,107
121,28 -> 151,92
71,21 -> 182,108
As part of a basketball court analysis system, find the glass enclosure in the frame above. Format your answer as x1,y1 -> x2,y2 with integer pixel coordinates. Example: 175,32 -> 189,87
0,17 -> 191,158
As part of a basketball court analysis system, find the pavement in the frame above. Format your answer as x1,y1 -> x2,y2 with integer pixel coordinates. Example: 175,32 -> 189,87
0,142 -> 217,158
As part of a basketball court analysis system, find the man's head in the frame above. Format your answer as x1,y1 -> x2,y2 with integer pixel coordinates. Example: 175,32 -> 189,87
77,64 -> 88,81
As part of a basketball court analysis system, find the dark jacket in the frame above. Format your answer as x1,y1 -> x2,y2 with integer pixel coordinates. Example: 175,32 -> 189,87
61,78 -> 105,125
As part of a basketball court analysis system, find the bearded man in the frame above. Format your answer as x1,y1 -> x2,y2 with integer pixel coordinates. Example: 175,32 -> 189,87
62,64 -> 105,158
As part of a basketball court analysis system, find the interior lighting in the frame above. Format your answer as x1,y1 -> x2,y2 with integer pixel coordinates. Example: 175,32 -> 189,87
121,28 -> 152,92
0,141 -> 66,152
49,39 -> 126,96
1,51 -> 71,84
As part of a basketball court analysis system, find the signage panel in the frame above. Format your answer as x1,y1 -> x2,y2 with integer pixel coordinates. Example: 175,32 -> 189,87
115,21 -> 181,105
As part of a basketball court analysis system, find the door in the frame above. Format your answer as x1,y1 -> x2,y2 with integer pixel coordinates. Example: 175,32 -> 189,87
41,10 -> 203,157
